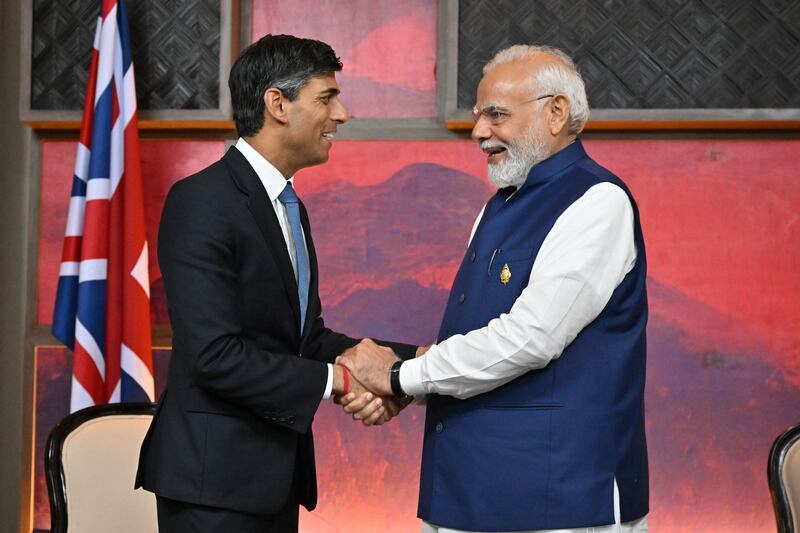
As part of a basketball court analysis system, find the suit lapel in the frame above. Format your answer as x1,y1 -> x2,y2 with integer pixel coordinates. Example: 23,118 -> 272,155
221,147 -> 302,332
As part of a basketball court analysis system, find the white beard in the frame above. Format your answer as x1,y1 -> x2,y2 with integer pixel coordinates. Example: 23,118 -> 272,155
484,126 -> 551,189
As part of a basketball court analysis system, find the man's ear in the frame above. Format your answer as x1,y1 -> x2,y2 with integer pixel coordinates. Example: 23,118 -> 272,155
264,88 -> 288,124
548,94 -> 570,136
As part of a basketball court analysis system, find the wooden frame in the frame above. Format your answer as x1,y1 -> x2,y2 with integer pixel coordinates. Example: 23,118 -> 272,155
44,402 -> 156,533
19,0 -> 236,130
768,422 -> 800,533
439,0 -> 800,132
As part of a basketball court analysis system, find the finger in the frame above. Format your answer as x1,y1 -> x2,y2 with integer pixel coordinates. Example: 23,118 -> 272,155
343,392 -> 373,413
351,397 -> 382,421
336,392 -> 356,406
362,405 -> 386,426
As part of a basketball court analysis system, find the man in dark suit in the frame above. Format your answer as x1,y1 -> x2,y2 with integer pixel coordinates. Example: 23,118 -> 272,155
135,34 -> 415,532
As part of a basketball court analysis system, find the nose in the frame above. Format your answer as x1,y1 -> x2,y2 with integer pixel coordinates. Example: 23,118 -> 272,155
471,116 -> 491,143
331,97 -> 349,124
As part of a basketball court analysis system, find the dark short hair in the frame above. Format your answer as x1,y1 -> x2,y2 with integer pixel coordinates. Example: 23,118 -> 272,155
228,34 -> 343,137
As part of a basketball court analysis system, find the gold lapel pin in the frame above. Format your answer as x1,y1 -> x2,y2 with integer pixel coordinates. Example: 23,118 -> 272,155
500,263 -> 511,285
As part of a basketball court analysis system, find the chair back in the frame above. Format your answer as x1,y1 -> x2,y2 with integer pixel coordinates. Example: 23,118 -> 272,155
770,423 -> 800,533
45,402 -> 157,533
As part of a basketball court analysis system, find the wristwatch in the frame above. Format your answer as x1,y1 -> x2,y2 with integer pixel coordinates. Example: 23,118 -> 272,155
390,360 -> 409,399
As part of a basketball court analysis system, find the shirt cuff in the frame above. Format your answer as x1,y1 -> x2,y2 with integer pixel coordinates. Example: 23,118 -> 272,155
322,363 -> 334,400
399,355 -> 429,397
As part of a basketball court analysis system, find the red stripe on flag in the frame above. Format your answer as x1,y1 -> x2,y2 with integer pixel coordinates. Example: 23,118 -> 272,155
80,199 -> 110,261
73,345 -> 106,405
101,0 -> 116,20
60,236 -> 83,263
105,179 -> 124,398
79,47 -> 100,148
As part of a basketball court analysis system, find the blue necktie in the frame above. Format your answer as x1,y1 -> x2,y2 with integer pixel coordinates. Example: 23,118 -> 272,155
278,182 -> 310,332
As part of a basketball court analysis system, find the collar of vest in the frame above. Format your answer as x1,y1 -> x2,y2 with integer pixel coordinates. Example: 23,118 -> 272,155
519,138 -> 587,191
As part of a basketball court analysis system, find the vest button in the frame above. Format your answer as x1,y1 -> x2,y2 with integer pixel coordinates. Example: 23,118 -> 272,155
435,422 -> 443,433
470,250 -> 476,262
459,293 -> 465,303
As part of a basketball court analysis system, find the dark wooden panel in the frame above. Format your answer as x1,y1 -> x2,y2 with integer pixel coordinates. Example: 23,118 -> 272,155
457,0 -> 800,110
31,0 -> 221,110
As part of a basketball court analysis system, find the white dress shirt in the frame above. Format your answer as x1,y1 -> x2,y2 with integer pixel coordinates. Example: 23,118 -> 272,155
234,138 -> 335,400
401,182 -> 648,533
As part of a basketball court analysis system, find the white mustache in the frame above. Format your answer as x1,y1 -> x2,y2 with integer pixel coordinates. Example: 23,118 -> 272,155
480,140 -> 509,151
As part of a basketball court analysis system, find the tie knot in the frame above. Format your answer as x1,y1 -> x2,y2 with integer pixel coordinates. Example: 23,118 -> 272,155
278,182 -> 299,205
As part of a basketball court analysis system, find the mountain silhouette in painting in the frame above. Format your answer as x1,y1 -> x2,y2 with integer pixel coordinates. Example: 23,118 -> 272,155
147,163 -> 490,327
304,162 -> 490,307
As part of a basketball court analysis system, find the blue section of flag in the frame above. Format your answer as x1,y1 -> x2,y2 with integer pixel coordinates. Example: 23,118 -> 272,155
71,175 -> 87,197
117,0 -> 133,71
75,280 -> 107,357
52,276 -> 79,349
121,370 -> 149,402
88,84 -> 114,180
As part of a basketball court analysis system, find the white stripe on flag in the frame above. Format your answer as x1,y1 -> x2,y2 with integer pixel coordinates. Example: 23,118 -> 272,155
94,5 -> 118,106
109,378 -> 121,403
86,177 -> 110,201
92,14 -> 102,49
110,27 -> 125,198
59,262 -> 79,276
73,143 -> 91,183
70,375 -> 95,413
122,343 -> 155,399
75,318 -> 106,379
109,117 -> 124,197
130,243 -> 150,298
123,67 -> 137,127
79,258 -> 107,282
65,196 -> 86,237
113,28 -> 125,111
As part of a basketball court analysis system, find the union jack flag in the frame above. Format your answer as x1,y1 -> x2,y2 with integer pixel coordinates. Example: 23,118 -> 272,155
52,0 -> 154,413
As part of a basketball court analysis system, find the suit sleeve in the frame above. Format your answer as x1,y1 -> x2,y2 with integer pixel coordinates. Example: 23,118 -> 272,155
159,180 -> 327,434
301,312 -> 417,363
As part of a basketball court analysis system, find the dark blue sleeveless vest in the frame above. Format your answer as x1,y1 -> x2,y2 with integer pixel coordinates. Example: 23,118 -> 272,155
417,141 -> 648,531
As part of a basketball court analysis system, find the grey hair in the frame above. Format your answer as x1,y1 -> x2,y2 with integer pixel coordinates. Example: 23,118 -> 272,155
271,69 -> 317,101
483,45 -> 590,134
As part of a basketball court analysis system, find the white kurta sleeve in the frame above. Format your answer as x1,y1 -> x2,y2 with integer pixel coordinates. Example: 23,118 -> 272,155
400,182 -> 637,399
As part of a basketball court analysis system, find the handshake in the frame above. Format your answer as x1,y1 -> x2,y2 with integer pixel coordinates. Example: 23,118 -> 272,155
332,339 -> 428,427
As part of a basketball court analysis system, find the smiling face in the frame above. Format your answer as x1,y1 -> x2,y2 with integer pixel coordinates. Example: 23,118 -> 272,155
472,57 -> 559,188
283,72 -> 349,172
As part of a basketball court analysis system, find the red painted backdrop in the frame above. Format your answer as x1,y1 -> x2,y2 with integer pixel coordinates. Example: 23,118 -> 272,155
35,138 -> 800,532
251,0 -> 438,119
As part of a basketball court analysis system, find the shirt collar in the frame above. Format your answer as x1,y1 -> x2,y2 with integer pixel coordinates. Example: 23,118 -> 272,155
520,138 -> 587,190
234,137 -> 294,202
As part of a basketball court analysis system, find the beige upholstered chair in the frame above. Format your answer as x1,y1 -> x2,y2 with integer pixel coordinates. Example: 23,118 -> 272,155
769,423 -> 800,533
46,403 -> 157,533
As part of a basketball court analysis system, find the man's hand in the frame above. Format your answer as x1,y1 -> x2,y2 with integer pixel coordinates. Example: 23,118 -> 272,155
337,392 -> 411,425
332,363 -> 387,426
336,338 -> 398,396
416,343 -> 433,357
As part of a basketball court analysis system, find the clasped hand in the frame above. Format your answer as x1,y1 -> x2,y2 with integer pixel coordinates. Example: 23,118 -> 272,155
334,339 -> 409,426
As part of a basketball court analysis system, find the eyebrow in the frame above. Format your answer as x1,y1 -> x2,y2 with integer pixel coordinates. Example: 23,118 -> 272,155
318,87 -> 340,97
478,103 -> 509,112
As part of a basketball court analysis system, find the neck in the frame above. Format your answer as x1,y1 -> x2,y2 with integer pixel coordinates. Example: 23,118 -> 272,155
549,133 -> 577,156
243,133 -> 297,179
